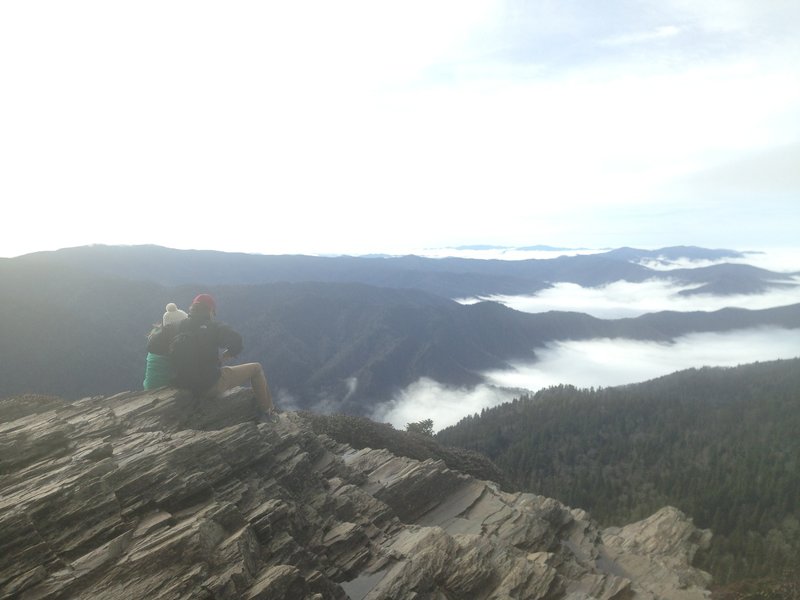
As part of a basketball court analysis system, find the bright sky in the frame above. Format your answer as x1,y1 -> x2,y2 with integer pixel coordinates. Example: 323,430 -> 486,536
2,1 -> 799,258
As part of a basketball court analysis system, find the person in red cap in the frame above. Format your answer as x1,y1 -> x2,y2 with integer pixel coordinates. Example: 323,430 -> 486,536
172,293 -> 278,422
191,293 -> 217,314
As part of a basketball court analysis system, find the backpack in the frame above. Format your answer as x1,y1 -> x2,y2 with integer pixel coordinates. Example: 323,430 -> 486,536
169,327 -> 206,392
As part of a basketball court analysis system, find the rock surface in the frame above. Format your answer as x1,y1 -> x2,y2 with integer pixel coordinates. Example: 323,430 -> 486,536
0,388 -> 712,599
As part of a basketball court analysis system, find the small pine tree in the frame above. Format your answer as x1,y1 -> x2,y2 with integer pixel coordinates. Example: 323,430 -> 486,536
406,419 -> 434,436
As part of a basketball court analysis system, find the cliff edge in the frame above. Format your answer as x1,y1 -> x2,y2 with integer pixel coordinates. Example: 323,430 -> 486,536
0,388 -> 712,599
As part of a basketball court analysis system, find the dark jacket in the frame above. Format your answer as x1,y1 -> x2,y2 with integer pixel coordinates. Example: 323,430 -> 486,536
173,314 -> 243,392
146,323 -> 180,356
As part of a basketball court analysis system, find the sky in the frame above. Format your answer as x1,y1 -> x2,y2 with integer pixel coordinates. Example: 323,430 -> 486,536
2,1 -> 800,258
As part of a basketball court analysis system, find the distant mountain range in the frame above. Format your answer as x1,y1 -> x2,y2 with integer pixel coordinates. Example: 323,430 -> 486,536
2,245 -> 799,411
10,244 -> 794,298
451,244 -> 580,251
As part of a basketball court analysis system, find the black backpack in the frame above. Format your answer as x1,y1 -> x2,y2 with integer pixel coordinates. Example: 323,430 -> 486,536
169,326 -> 208,392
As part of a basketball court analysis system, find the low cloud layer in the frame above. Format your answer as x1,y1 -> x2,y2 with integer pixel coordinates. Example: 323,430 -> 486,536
637,247 -> 800,273
484,327 -> 800,391
377,327 -> 800,432
413,247 -> 603,261
372,380 -> 516,434
450,246 -> 800,317
461,278 -> 800,319
491,280 -> 800,319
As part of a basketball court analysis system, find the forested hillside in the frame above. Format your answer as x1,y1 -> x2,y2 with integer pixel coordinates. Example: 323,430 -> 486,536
437,358 -> 800,584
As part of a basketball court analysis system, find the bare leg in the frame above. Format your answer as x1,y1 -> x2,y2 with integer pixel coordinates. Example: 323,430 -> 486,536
216,363 -> 274,412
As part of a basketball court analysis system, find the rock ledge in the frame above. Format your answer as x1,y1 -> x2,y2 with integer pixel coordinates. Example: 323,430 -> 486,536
0,388 -> 711,599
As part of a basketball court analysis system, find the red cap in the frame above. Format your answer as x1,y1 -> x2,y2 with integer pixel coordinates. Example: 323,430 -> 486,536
192,293 -> 217,313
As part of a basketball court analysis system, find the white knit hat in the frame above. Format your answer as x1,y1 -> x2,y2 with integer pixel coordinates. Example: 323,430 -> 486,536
162,303 -> 189,326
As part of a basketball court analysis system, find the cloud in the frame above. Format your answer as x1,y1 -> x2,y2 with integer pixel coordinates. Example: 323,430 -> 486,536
484,327 -> 800,391
675,144 -> 800,197
455,245 -> 800,317
343,377 -> 359,401
372,379 -> 515,433
460,278 -> 800,319
381,327 -> 800,431
601,25 -> 683,46
736,249 -> 800,273
634,258 -> 738,271
412,247 -> 606,261
275,388 -> 301,412
665,0 -> 800,36
637,251 -> 800,274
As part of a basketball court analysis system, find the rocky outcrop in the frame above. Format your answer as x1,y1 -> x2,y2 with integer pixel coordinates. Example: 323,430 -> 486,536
0,388 -> 712,599
300,412 -> 514,491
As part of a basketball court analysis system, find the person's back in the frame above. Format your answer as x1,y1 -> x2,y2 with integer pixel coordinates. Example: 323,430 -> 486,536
171,306 -> 237,393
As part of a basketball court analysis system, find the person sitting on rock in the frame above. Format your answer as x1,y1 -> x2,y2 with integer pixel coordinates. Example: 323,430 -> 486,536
172,293 -> 278,423
143,302 -> 189,390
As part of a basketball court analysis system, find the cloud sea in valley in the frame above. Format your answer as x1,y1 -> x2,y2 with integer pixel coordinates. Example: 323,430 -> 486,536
377,326 -> 800,432
375,247 -> 800,431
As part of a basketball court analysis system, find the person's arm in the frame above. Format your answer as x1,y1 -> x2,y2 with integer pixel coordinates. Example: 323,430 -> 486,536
146,326 -> 167,354
217,324 -> 243,361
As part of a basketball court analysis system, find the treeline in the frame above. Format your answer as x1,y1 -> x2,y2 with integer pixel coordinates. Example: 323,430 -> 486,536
436,358 -> 800,585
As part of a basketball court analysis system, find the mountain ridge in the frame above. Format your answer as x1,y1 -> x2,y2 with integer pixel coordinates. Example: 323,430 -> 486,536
11,244 -> 792,298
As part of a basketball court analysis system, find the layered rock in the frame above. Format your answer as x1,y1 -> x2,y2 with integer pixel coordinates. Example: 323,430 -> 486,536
0,388 -> 712,599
